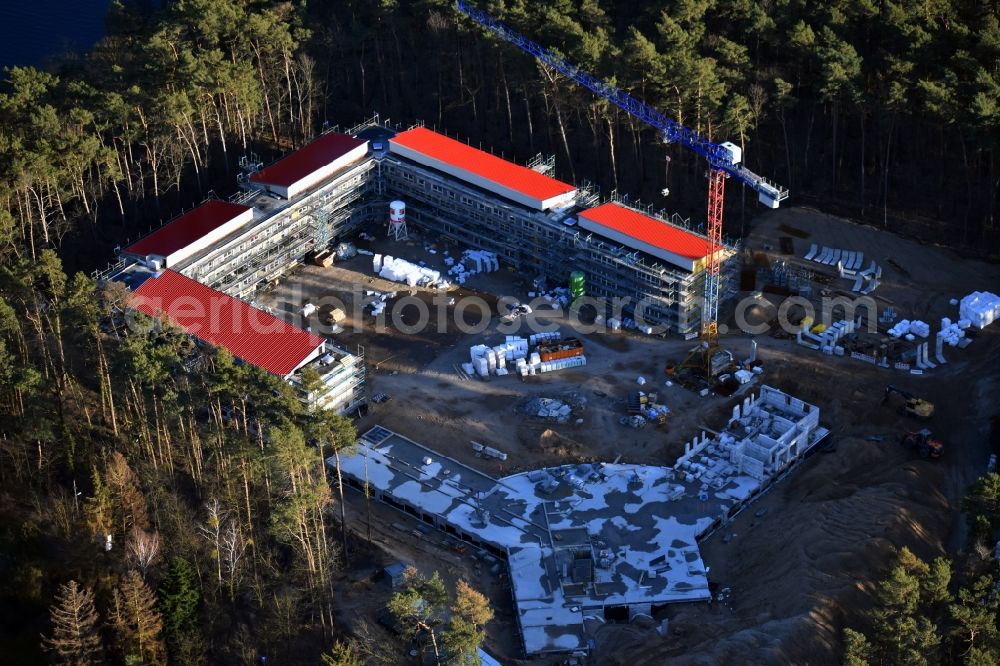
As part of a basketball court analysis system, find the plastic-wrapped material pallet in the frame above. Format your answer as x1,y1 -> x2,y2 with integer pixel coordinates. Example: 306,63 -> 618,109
960,291 -> 1000,329
938,322 -> 966,347
537,355 -> 586,373
529,331 -> 561,346
888,319 -> 912,338
379,256 -> 442,287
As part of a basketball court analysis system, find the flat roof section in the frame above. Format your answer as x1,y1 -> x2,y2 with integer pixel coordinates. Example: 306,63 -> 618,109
336,395 -> 829,657
389,127 -> 577,211
250,131 -> 367,189
125,200 -> 253,259
578,202 -> 713,272
130,269 -> 323,377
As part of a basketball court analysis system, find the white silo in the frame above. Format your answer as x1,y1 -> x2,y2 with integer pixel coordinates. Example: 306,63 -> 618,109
388,200 -> 408,241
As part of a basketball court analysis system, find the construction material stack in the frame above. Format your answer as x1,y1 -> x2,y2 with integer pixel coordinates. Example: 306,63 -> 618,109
446,249 -> 500,284
960,291 -> 1000,329
374,255 -> 446,287
465,333 -> 587,378
624,391 -> 669,428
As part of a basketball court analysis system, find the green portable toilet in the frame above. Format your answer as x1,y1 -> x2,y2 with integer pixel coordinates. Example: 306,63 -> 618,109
569,270 -> 586,300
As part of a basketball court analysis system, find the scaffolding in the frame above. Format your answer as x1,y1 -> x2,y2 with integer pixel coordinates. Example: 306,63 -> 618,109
526,153 -> 556,176
176,159 -> 377,298
379,152 -> 737,334
118,116 -> 742,337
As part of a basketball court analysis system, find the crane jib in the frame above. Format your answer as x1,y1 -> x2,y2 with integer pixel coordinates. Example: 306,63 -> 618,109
455,0 -> 788,205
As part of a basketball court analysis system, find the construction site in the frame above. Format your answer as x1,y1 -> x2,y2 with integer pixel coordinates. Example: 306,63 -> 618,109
85,4 -> 1000,664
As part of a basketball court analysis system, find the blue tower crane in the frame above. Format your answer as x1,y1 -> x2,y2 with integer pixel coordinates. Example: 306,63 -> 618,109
456,1 -> 789,376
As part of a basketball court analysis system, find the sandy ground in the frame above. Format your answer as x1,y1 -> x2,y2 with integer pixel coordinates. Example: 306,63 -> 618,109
260,210 -> 1000,664
588,207 -> 1000,665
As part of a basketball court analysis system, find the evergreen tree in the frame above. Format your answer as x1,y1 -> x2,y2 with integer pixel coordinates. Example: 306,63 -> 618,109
158,557 -> 201,637
320,640 -> 364,666
949,575 -> 1000,659
842,627 -> 872,666
441,579 -> 494,664
387,568 -> 449,663
964,473 -> 1000,533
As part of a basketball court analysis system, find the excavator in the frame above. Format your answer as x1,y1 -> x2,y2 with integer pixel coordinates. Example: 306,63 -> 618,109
882,385 -> 935,419
900,429 -> 943,459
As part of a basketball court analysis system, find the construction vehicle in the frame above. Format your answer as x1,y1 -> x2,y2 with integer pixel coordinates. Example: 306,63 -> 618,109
882,385 -> 935,419
626,391 -> 649,415
900,429 -> 943,459
455,1 -> 788,380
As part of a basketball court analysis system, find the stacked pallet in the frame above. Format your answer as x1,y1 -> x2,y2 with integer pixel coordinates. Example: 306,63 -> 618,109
960,291 -> 1000,329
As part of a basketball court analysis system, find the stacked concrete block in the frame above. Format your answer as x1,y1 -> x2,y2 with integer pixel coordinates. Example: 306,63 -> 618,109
960,291 -> 1000,329
379,255 -> 443,287
529,331 -> 561,346
447,249 -> 500,284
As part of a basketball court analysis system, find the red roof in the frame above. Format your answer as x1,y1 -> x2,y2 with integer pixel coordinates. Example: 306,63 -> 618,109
250,132 -> 366,187
131,269 -> 323,376
579,203 -> 712,260
126,200 -> 251,258
390,127 -> 575,203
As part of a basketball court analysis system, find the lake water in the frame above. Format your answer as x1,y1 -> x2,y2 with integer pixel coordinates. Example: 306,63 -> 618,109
2,0 -> 112,69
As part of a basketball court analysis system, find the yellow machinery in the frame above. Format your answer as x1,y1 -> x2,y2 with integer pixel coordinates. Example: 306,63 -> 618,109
882,385 -> 934,419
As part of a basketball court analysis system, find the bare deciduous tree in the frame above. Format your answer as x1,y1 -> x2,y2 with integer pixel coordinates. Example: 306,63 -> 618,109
127,527 -> 161,579
196,498 -> 227,588
351,618 -> 398,666
220,520 -> 247,599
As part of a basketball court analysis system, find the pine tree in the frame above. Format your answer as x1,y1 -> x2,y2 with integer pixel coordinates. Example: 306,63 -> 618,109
949,575 -> 1000,659
964,474 -> 1000,532
320,640 -> 364,666
111,570 -> 165,666
870,548 -> 944,665
41,580 -> 104,666
158,557 -> 201,637
387,568 -> 449,663
441,580 -> 493,665
842,627 -> 872,666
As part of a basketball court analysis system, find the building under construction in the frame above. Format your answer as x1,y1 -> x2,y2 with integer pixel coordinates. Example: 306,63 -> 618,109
333,385 -> 829,657
115,116 -> 738,337
98,115 -> 744,412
